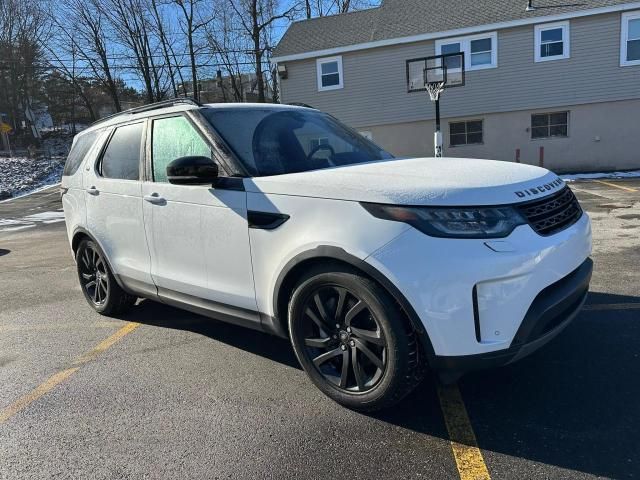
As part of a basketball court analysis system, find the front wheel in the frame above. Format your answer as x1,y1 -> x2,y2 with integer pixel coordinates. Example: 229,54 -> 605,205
76,238 -> 137,316
288,265 -> 423,411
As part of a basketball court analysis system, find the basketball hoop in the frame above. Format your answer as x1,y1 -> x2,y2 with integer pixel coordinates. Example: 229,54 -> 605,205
426,81 -> 445,102
406,52 -> 465,158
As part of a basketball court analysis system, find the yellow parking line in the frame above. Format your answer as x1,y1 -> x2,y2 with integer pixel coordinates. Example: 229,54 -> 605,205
438,384 -> 491,480
0,322 -> 140,425
583,303 -> 640,311
593,180 -> 638,192
73,321 -> 139,366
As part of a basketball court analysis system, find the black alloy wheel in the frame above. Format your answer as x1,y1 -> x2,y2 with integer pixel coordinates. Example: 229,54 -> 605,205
302,285 -> 386,392
78,243 -> 109,306
75,238 -> 137,315
289,265 -> 424,411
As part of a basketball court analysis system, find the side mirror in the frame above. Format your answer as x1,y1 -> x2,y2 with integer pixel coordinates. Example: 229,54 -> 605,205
167,156 -> 218,185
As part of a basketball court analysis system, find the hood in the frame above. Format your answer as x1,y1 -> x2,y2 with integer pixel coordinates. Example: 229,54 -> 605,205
244,157 -> 564,206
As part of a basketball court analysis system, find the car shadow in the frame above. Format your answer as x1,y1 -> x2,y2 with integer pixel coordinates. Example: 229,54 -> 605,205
0,248 -> 10,257
119,298 -> 301,370
380,291 -> 640,479
119,291 -> 639,478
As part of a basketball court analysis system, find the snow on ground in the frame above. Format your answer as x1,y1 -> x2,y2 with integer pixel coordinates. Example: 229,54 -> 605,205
0,156 -> 64,200
0,210 -> 65,232
560,170 -> 640,182
0,134 -> 71,200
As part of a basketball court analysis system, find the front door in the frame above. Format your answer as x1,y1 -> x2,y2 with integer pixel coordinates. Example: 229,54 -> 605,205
84,121 -> 153,287
141,114 -> 257,311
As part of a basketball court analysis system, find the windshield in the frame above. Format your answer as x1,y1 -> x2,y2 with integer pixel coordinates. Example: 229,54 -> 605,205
202,107 -> 393,177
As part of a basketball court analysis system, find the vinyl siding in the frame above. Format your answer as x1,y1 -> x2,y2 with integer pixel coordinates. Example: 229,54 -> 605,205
279,12 -> 640,127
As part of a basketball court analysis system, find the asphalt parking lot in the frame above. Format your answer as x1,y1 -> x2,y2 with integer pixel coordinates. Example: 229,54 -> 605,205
1,179 -> 639,479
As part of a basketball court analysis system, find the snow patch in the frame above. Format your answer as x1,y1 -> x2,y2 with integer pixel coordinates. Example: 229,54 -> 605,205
0,209 -> 65,232
560,170 -> 640,182
0,134 -> 71,200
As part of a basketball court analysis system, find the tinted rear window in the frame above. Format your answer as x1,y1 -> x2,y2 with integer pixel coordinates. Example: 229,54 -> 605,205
64,131 -> 99,176
100,123 -> 143,180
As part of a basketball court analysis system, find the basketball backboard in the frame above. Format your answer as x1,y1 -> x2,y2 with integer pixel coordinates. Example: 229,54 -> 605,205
406,52 -> 465,93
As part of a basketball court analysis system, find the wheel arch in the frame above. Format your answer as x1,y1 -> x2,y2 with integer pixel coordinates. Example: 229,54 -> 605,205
71,227 -> 131,294
272,246 -> 436,359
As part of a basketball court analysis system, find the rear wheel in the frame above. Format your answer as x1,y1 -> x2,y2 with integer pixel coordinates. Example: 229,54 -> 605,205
76,239 -> 136,315
288,265 -> 423,411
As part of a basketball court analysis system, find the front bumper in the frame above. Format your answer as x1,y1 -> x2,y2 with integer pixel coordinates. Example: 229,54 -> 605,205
366,211 -> 592,358
430,257 -> 592,377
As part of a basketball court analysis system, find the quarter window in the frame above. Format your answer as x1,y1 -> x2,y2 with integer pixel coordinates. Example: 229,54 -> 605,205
535,21 -> 570,62
531,112 -> 568,139
435,32 -> 497,70
316,56 -> 344,91
621,11 -> 640,66
64,130 -> 99,176
449,120 -> 483,146
151,116 -> 211,182
100,123 -> 143,180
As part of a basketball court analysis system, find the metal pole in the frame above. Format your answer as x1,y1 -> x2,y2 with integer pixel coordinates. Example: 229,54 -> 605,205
434,98 -> 443,157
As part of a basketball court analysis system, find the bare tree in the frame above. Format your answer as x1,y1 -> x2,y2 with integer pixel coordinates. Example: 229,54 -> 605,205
173,0 -> 212,102
150,0 -> 179,97
44,32 -> 98,122
205,0 -> 250,101
58,0 -> 122,112
229,0 -> 298,102
304,0 -> 378,18
104,0 -> 167,103
0,0 -> 50,137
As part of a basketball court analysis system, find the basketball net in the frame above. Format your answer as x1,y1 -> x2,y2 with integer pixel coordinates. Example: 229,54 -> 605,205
426,81 -> 445,102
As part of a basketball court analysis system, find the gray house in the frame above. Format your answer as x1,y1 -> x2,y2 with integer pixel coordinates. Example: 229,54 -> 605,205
273,0 -> 640,172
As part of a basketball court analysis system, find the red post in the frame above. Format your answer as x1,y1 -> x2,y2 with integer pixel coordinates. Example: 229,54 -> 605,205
539,146 -> 544,168
515,148 -> 521,163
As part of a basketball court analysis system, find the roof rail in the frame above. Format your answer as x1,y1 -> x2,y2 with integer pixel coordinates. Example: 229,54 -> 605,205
287,102 -> 315,109
91,98 -> 202,127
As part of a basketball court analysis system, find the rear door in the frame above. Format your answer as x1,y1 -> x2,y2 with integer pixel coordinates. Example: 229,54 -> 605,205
141,113 -> 257,311
84,121 -> 153,288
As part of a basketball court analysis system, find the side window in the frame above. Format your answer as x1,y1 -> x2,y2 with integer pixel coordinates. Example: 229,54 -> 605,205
449,120 -> 483,146
621,11 -> 640,66
316,56 -> 344,91
534,21 -> 570,62
100,123 -> 143,180
151,116 -> 212,183
531,112 -> 568,139
64,130 -> 99,176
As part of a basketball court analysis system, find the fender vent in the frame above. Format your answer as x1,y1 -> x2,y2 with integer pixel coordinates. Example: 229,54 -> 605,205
517,186 -> 582,236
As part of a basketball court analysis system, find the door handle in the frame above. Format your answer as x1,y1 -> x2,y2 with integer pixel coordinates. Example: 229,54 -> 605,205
86,186 -> 99,195
144,193 -> 165,205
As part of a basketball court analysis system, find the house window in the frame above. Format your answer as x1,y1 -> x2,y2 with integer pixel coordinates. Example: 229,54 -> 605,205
316,56 -> 343,91
449,120 -> 483,146
531,112 -> 568,139
621,11 -> 640,66
534,21 -> 570,62
435,32 -> 497,70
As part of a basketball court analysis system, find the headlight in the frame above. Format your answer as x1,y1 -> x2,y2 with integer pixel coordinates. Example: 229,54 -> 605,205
361,203 -> 526,239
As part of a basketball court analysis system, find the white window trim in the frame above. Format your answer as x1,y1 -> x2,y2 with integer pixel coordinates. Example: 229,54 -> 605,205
435,32 -> 498,71
621,11 -> 640,66
534,21 -> 570,62
316,56 -> 344,91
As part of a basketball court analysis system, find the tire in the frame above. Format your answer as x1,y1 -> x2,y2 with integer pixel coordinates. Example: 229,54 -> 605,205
288,264 -> 424,411
76,238 -> 137,316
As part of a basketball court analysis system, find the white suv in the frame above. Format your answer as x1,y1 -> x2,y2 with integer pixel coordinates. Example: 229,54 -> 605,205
62,100 -> 592,411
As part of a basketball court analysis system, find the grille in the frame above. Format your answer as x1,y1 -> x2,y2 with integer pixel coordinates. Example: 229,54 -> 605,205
517,186 -> 583,236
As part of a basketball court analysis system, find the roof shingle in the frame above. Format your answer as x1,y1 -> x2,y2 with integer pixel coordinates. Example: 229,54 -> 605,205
274,0 -> 636,57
